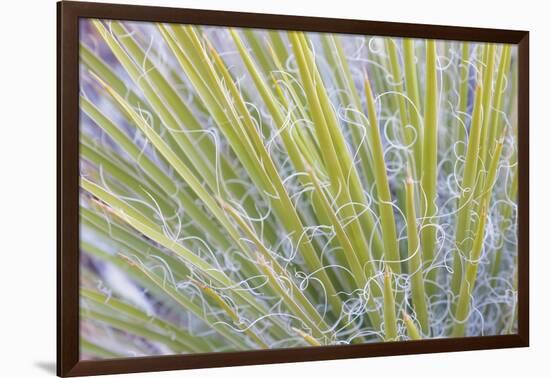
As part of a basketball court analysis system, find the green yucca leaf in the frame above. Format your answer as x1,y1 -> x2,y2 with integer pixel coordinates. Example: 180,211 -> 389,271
451,85 -> 483,294
455,42 -> 470,160
420,39 -> 439,291
81,338 -> 121,359
403,38 -> 423,176
486,45 -> 512,160
451,205 -> 488,337
404,174 -> 429,333
364,71 -> 401,274
479,44 -> 497,164
402,312 -> 422,340
242,28 -> 275,75
385,39 -> 414,162
292,327 -> 323,346
383,267 -> 398,341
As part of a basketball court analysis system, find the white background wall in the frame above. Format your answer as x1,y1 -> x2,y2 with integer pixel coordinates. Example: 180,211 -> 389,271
0,0 -> 546,376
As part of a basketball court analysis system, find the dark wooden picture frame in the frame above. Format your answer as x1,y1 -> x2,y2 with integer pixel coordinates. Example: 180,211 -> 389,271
58,1 -> 529,376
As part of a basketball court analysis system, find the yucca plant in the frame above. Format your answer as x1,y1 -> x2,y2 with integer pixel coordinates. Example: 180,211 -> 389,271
78,19 -> 518,358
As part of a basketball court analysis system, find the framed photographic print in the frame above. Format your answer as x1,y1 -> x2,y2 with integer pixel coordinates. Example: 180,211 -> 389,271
57,1 -> 529,376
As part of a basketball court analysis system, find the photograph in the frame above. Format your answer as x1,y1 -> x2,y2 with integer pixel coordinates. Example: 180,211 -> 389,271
78,18 -> 519,359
